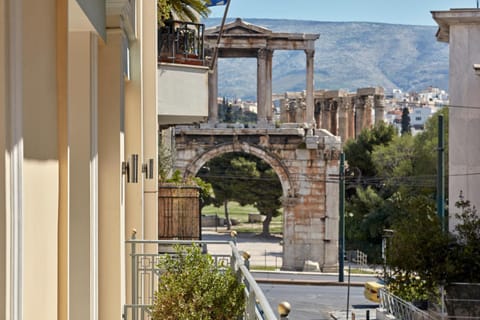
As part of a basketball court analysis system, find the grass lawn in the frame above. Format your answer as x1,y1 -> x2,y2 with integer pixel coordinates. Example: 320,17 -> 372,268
202,202 -> 283,234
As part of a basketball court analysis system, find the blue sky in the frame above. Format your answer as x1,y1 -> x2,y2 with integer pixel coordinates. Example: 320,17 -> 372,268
208,0 -> 478,26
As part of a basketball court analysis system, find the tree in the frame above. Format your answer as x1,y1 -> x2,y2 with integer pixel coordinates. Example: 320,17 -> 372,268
447,193 -> 480,283
158,0 -> 210,26
152,245 -> 245,320
401,107 -> 411,135
387,195 -> 449,299
251,167 -> 282,236
199,152 -> 283,235
344,122 -> 396,179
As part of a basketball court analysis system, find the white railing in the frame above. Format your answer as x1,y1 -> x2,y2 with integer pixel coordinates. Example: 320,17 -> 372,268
123,237 -> 279,320
379,288 -> 436,320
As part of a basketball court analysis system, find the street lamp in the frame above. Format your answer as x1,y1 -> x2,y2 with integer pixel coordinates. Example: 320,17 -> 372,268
382,229 -> 394,284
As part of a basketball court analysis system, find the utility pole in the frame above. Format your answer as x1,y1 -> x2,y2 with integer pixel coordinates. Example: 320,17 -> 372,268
339,153 -> 345,282
437,114 -> 446,232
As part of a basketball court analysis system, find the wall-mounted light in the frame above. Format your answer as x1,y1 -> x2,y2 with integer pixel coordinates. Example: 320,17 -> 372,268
131,154 -> 139,183
122,154 -> 139,183
122,161 -> 130,182
473,64 -> 480,76
142,158 -> 155,180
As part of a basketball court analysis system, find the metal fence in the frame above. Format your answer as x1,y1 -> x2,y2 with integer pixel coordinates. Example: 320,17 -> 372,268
123,237 -> 279,320
428,283 -> 480,320
379,288 -> 437,320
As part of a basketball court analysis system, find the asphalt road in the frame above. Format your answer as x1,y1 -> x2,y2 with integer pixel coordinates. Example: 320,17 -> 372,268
259,284 -> 377,320
252,271 -> 377,286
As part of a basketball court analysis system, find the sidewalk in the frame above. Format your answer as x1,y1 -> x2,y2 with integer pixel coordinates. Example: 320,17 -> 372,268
202,228 -> 284,269
330,307 -> 378,320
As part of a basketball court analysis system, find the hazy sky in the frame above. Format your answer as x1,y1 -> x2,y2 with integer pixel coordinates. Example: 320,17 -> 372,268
208,0 -> 478,26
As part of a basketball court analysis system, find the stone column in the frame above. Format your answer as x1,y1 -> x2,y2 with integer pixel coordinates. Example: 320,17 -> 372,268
257,48 -> 268,125
305,49 -> 315,126
338,97 -> 348,143
355,96 -> 365,137
330,100 -> 338,135
348,95 -> 356,140
280,97 -> 288,123
208,59 -> 218,125
314,100 -> 322,128
374,94 -> 385,124
266,49 -> 274,124
364,95 -> 373,128
322,100 -> 331,132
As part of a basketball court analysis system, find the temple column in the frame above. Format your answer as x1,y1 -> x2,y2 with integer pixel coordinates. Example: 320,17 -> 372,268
330,100 -> 338,135
305,49 -> 315,126
364,96 -> 373,128
322,100 -> 331,132
338,97 -> 348,142
208,59 -> 218,125
348,95 -> 356,140
257,48 -> 267,125
314,100 -> 322,128
266,49 -> 273,124
374,94 -> 385,124
355,96 -> 365,137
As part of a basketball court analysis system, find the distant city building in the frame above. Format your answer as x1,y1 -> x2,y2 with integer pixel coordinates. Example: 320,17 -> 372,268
383,86 -> 449,134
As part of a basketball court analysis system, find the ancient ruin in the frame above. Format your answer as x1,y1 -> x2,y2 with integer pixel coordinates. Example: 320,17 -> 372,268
172,19 -> 385,271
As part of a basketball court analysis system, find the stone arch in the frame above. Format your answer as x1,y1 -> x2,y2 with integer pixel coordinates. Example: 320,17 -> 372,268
182,142 -> 295,198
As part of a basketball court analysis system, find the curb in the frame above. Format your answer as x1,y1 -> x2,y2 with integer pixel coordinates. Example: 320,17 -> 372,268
254,278 -> 365,287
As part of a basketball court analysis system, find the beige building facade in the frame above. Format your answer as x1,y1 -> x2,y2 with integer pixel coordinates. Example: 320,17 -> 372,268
1,0 -> 160,319
432,9 -> 480,230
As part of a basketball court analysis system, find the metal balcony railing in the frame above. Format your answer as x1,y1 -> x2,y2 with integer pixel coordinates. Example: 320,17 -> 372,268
123,236 -> 279,320
158,20 -> 205,66
379,288 -> 436,320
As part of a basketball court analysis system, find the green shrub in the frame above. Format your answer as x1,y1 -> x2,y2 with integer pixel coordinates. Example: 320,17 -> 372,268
151,245 -> 245,320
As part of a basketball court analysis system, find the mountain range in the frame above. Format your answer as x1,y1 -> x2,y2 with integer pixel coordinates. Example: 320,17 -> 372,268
203,18 -> 449,100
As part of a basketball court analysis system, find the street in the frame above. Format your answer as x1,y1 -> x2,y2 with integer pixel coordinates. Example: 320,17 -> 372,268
260,284 -> 376,320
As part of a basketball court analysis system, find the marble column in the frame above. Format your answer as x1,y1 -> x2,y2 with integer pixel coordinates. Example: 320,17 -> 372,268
314,100 -> 322,128
257,48 -> 267,125
208,59 -> 218,124
355,96 -> 365,137
374,95 -> 385,124
266,49 -> 274,124
305,49 -> 315,126
338,97 -> 348,142
322,100 -> 331,132
364,96 -> 373,128
330,100 -> 338,135
348,95 -> 356,140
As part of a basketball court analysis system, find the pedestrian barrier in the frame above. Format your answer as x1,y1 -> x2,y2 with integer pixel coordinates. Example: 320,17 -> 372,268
123,235 -> 280,320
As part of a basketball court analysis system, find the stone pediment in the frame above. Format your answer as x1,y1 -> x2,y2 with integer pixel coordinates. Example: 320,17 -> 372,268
206,18 -> 272,36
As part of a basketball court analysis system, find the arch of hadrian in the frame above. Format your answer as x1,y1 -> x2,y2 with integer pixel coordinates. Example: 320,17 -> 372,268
173,19 -> 385,270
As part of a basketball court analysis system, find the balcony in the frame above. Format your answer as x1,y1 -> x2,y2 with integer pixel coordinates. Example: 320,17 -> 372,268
157,20 -> 209,126
123,237 -> 280,320
158,20 -> 205,66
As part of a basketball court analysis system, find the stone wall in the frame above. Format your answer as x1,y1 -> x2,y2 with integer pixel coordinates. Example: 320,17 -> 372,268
173,126 -> 340,271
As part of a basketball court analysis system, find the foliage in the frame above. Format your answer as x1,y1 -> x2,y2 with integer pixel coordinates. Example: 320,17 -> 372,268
387,195 -> 448,297
446,193 -> 480,283
251,167 -> 283,236
344,122 -> 396,179
199,152 -> 282,235
151,245 -> 245,320
388,273 -> 431,302
162,169 -> 214,210
401,107 -> 411,135
345,109 -> 449,263
158,0 -> 210,26
191,176 -> 214,209
386,192 -> 480,303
